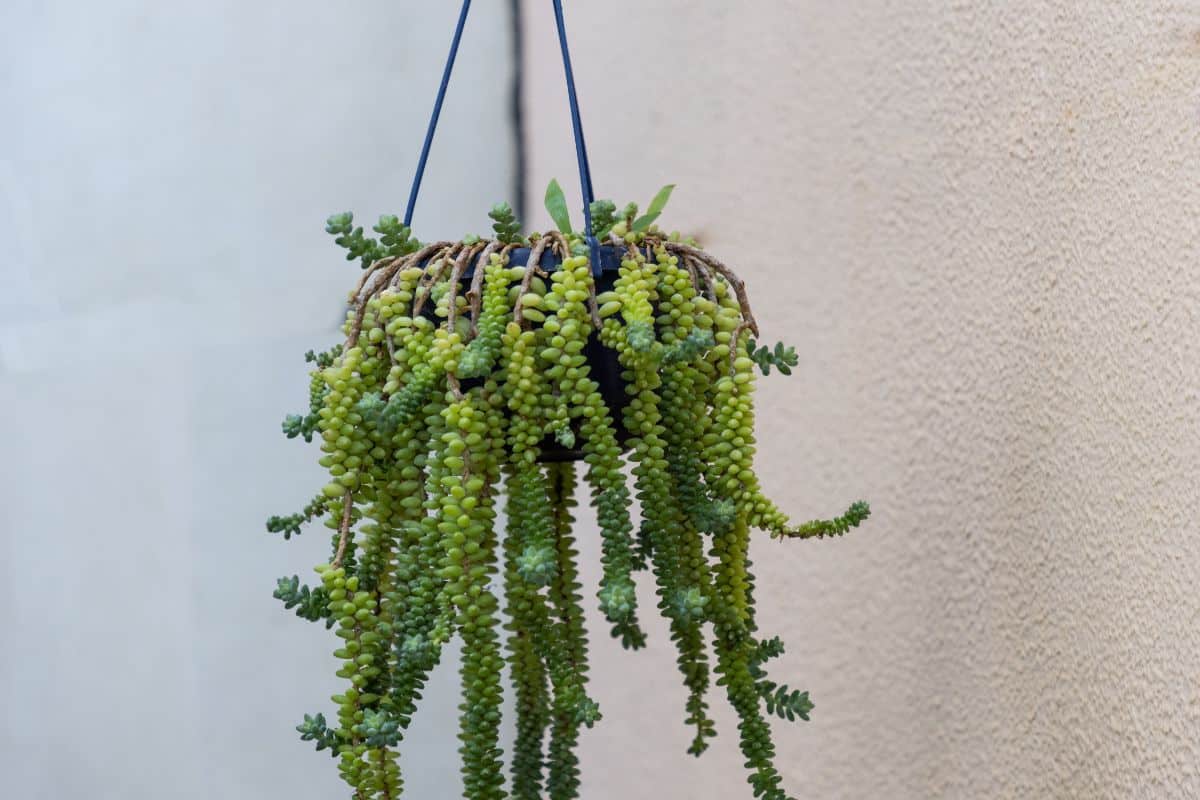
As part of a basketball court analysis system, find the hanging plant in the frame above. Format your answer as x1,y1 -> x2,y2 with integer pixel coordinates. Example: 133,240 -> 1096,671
269,183 -> 869,800
267,3 -> 868,799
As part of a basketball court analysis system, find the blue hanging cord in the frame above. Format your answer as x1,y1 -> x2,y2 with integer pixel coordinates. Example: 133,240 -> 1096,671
551,0 -> 602,275
406,0 -> 602,275
404,0 -> 473,228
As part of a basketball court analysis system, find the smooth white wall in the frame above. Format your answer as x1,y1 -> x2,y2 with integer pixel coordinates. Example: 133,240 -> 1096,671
522,1 -> 1200,798
0,2 -> 515,798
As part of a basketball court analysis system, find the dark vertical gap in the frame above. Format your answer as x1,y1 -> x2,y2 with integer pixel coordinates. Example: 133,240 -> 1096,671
508,0 -> 528,221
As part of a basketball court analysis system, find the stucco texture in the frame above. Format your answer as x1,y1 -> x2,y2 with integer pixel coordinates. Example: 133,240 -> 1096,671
523,1 -> 1200,798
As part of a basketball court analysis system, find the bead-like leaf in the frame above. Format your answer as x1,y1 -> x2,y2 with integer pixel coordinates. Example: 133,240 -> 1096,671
589,198 -> 618,239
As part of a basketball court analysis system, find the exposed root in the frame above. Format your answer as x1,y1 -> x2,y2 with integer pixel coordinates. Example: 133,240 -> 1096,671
345,300 -> 373,349
331,491 -> 355,569
447,242 -> 484,331
730,321 -> 751,373
412,242 -> 462,317
384,316 -> 396,366
466,241 -> 505,334
585,271 -> 603,329
356,258 -> 405,306
353,254 -> 400,299
387,240 -> 453,290
665,242 -> 759,337
688,256 -> 718,302
682,255 -> 700,295
514,236 -> 550,328
547,230 -> 572,260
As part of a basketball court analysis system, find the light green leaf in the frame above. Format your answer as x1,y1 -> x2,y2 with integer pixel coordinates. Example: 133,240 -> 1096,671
632,183 -> 676,231
544,178 -> 573,234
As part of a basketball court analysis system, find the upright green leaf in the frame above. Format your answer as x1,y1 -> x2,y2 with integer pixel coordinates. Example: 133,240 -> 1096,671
632,184 -> 676,231
544,178 -> 573,234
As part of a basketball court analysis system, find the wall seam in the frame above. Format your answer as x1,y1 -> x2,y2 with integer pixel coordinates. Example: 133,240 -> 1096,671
508,0 -> 528,220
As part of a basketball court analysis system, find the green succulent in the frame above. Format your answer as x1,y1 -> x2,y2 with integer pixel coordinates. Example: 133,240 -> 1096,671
266,181 -> 869,800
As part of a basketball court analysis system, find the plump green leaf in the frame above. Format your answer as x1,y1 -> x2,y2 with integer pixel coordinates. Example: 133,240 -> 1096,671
544,178 -> 573,234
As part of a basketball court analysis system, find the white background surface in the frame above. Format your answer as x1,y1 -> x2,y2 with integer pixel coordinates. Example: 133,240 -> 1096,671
1,2 -> 515,797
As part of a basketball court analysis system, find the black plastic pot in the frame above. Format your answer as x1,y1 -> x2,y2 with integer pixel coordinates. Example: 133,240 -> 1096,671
429,244 -> 633,462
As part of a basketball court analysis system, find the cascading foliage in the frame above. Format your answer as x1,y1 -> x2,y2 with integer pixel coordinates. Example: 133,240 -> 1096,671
269,181 -> 869,800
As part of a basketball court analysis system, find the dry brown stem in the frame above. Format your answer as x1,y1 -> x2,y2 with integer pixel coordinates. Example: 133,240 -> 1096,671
665,242 -> 759,337
412,242 -> 462,318
446,242 -> 484,331
585,269 -> 603,329
464,240 -> 503,332
385,240 -> 451,291
353,254 -> 399,298
687,256 -> 718,302
682,255 -> 700,294
331,491 -> 354,569
730,321 -> 751,373
514,236 -> 550,327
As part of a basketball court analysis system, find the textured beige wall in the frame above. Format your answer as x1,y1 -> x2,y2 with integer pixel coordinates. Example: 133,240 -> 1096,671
523,2 -> 1200,798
